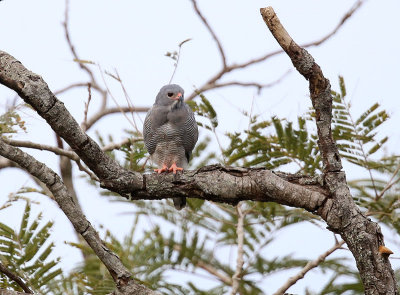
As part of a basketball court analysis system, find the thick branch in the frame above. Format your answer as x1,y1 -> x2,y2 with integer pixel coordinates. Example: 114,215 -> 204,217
260,7 -> 397,295
0,138 -> 158,295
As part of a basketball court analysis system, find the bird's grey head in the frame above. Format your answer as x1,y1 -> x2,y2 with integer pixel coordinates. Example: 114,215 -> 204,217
155,84 -> 185,107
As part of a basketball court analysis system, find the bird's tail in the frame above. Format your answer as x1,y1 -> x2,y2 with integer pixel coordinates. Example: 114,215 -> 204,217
173,197 -> 186,210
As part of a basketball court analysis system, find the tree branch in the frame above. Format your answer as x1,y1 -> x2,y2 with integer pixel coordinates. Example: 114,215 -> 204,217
230,202 -> 245,295
2,137 -> 99,181
273,240 -> 345,295
0,138 -> 158,295
85,106 -> 149,131
190,0 -> 227,68
260,6 -> 397,295
0,261 -> 33,293
186,1 -> 364,101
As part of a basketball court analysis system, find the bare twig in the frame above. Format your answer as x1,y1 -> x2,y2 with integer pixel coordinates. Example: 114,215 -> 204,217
2,138 -> 99,181
190,0 -> 226,68
231,202 -> 245,295
196,260 -> 232,285
0,261 -> 33,293
376,162 -> 400,200
102,137 -> 142,152
113,70 -> 143,130
54,82 -> 102,96
168,38 -> 192,84
213,69 -> 291,93
63,0 -> 96,83
98,65 -> 139,133
85,106 -> 149,130
81,83 -> 92,131
301,0 -> 365,48
3,137 -> 78,159
273,240 -> 345,295
171,242 -> 233,285
186,1 -> 364,101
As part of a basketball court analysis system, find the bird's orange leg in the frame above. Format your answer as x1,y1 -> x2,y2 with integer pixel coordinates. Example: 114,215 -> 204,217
169,163 -> 184,174
154,164 -> 168,174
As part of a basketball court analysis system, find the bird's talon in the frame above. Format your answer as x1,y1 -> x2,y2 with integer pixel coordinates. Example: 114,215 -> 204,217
154,165 -> 168,174
169,163 -> 184,174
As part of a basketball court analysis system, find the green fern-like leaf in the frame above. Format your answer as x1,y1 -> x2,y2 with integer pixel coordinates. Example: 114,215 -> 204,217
0,201 -> 61,293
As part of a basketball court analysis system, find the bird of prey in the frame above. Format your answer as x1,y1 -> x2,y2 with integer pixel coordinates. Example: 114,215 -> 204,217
143,84 -> 198,209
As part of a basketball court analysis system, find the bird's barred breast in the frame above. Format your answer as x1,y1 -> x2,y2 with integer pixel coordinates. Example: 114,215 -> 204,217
151,123 -> 188,168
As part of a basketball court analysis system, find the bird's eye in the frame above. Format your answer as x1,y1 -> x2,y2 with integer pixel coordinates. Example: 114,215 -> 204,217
167,92 -> 174,97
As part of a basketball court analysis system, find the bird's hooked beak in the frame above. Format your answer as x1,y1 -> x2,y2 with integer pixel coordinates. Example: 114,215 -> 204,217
171,92 -> 183,101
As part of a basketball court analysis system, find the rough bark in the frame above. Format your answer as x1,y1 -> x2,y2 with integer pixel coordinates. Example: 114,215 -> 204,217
260,7 -> 397,295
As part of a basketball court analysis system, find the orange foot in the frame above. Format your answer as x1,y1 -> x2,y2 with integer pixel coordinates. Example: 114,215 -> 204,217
169,163 -> 184,174
154,164 -> 168,174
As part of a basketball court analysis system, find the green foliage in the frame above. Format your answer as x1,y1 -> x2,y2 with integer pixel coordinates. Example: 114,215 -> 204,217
0,109 -> 27,135
187,92 -> 218,131
224,114 -> 321,174
331,76 -> 389,168
0,201 -> 61,294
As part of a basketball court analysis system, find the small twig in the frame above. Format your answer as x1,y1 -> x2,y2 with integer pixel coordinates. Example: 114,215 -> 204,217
3,138 -> 99,181
213,69 -> 291,94
301,0 -> 365,48
168,38 -> 191,84
273,240 -> 345,295
63,0 -> 96,83
0,261 -> 33,293
98,65 -> 139,133
231,202 -> 245,295
196,260 -> 233,286
171,242 -> 233,285
102,137 -> 142,152
190,0 -> 226,68
54,82 -> 102,96
113,70 -> 142,131
81,83 -> 92,131
376,162 -> 400,200
186,1 -> 364,102
3,137 -> 78,159
85,105 -> 149,131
